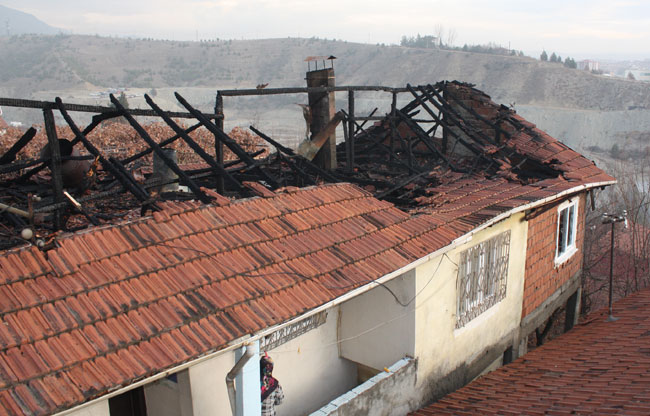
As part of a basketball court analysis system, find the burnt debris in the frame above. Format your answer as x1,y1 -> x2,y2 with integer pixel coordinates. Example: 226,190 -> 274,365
0,81 -> 565,250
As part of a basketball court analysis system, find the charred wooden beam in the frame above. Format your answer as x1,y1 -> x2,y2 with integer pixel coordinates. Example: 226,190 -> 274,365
214,92 -> 225,193
108,157 -> 151,202
0,127 -> 37,165
144,93 -> 242,191
341,108 -> 378,138
217,85 -> 407,97
249,126 -> 340,183
249,126 -> 295,155
423,84 -> 498,148
0,157 -> 46,174
55,97 -> 153,204
279,154 -> 316,186
406,85 -> 488,160
394,109 -> 460,171
120,122 -> 203,165
109,94 -> 211,204
347,90 -> 355,172
174,92 -> 279,188
43,109 -> 65,229
0,97 -> 217,119
374,170 -> 432,199
438,82 -> 512,142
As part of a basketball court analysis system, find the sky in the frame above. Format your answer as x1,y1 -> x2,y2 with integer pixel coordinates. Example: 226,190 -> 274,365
3,0 -> 650,60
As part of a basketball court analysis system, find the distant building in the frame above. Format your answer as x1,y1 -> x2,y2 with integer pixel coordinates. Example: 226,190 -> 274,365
578,59 -> 600,71
625,69 -> 650,81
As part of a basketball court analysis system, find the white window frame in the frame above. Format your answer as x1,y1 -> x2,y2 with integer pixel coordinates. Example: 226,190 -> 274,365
555,197 -> 579,266
456,230 -> 510,328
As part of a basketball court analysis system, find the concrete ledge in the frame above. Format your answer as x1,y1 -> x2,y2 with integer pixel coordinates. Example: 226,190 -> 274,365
310,358 -> 416,416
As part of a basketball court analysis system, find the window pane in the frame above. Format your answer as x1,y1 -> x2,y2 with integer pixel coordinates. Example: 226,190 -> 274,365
558,208 -> 567,254
567,205 -> 575,247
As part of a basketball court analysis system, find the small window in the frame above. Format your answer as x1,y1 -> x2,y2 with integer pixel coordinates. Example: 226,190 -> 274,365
456,230 -> 510,328
555,198 -> 578,265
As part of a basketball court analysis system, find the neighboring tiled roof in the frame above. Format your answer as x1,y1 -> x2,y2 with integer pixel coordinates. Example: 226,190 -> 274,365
0,183 -> 462,415
411,287 -> 650,415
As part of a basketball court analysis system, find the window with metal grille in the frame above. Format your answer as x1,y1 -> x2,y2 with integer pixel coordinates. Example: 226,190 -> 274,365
555,198 -> 578,265
456,230 -> 510,328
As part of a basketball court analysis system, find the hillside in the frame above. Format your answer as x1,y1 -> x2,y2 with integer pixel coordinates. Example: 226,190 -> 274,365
1,34 -> 649,111
0,5 -> 62,36
1,34 -> 649,152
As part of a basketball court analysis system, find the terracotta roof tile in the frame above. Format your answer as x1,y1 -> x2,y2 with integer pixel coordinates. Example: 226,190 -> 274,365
0,95 -> 617,416
412,287 -> 650,415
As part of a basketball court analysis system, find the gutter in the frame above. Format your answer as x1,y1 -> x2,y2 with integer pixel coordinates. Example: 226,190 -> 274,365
54,179 -> 615,416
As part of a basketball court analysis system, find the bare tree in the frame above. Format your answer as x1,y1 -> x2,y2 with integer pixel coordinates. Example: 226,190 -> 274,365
434,23 -> 444,46
446,28 -> 457,48
582,150 -> 650,314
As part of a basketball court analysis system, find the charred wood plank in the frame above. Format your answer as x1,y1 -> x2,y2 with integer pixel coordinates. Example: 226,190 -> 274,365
55,97 -> 153,203
394,109 -> 461,171
249,126 -> 296,155
120,122 -> 203,165
438,82 -> 511,142
144,93 -> 242,191
0,127 -> 37,165
214,93 -> 225,193
347,90 -> 355,171
109,94 -> 211,204
174,92 -> 279,188
422,84 -> 498,148
0,97 -> 215,119
248,126 -> 338,182
108,157 -> 151,202
374,170 -> 432,199
406,85 -> 489,160
43,109 -> 65,229
279,154 -> 316,186
0,157 -> 46,174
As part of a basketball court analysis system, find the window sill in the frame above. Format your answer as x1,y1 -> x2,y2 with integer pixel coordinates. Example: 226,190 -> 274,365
555,246 -> 578,267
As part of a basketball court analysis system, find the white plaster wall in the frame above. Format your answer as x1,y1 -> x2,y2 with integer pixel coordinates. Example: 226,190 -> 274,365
413,213 -> 528,390
144,370 -> 193,416
63,400 -> 110,416
339,270 -> 416,371
189,350 -> 236,416
270,305 -> 357,416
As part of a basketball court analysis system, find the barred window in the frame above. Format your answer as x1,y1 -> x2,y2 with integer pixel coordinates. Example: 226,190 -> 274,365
456,230 -> 510,328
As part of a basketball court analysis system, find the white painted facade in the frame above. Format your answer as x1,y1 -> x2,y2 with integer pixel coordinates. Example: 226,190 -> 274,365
413,212 -> 527,396
64,400 -> 109,416
337,212 -> 528,407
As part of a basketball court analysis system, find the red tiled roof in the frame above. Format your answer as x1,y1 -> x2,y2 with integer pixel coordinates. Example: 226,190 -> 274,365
0,82 -> 617,414
0,183 -> 463,415
411,287 -> 650,415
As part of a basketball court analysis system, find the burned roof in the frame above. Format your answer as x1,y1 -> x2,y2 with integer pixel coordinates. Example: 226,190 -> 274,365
0,82 -> 613,251
0,81 -> 615,414
411,286 -> 650,415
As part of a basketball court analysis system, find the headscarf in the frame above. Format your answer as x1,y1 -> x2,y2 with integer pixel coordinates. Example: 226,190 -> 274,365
260,353 -> 279,401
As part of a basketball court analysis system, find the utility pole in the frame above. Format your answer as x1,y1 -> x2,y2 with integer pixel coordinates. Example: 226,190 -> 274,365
601,210 -> 627,322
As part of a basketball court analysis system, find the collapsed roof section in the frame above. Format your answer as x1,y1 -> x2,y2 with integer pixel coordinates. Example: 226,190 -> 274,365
332,81 -> 611,209
0,82 -> 614,251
